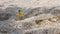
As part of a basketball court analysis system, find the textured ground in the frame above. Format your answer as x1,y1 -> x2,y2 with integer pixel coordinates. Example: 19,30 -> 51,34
0,0 -> 60,8
0,0 -> 60,34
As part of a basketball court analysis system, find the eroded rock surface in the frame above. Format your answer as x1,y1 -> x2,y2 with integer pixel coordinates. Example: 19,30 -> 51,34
0,6 -> 60,34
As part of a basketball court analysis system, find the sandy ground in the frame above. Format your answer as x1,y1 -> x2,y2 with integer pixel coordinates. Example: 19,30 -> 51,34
0,0 -> 60,8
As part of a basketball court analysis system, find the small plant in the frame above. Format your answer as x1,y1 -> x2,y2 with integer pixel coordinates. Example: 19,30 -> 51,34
25,32 -> 32,34
48,18 -> 57,22
58,33 -> 60,34
0,30 -> 7,34
35,20 -> 43,25
56,16 -> 60,20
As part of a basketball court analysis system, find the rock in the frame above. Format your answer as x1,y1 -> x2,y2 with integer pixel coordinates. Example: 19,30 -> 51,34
49,6 -> 60,16
0,13 -> 12,21
26,7 -> 49,18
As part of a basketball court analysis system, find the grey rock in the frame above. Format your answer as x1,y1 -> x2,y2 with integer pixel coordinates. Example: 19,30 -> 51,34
26,7 -> 49,18
0,13 -> 12,21
49,6 -> 60,16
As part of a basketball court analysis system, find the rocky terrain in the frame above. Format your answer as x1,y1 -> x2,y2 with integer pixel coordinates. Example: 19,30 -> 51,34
0,6 -> 60,34
0,0 -> 60,34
